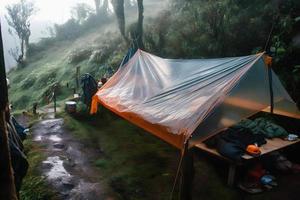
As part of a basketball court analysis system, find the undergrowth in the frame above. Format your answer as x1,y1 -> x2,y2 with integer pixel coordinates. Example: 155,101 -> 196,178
62,108 -> 238,200
20,139 -> 57,200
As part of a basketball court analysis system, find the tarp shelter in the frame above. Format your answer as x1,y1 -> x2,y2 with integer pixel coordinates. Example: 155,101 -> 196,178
91,49 -> 300,149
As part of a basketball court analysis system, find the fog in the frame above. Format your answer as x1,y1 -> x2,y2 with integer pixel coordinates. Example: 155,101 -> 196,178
0,0 -> 166,70
0,0 -> 96,70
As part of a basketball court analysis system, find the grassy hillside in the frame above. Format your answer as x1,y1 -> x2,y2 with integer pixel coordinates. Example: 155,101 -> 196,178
8,23 -> 126,110
7,0 -> 171,111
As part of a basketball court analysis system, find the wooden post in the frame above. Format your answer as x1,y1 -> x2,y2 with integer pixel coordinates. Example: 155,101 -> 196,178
268,66 -> 274,113
53,85 -> 57,113
227,164 -> 237,187
180,141 -> 194,200
0,21 -> 18,200
76,66 -> 80,92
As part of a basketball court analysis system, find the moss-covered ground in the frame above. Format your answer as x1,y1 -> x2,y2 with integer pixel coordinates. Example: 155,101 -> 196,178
20,136 -> 58,200
61,108 -> 240,200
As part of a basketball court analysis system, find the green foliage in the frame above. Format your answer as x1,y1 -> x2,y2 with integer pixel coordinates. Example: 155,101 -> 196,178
27,37 -> 56,56
20,75 -> 36,89
94,158 -> 109,168
62,111 -> 177,200
54,19 -> 82,41
53,6 -> 112,41
71,3 -> 94,24
5,0 -> 36,63
142,0 -> 300,106
20,139 -> 57,200
20,177 -> 56,200
68,48 -> 93,64
146,0 -> 276,57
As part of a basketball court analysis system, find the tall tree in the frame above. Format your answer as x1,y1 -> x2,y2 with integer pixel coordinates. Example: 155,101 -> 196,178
101,0 -> 109,16
136,0 -> 144,49
5,0 -> 36,64
71,3 -> 93,24
95,0 -> 109,17
94,0 -> 101,15
112,0 -> 127,40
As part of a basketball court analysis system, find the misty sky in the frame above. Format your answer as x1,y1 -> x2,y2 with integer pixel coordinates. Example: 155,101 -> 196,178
0,0 -> 165,69
0,0 -> 96,23
0,0 -> 98,69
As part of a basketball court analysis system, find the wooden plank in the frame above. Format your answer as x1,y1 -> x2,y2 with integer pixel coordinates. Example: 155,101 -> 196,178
195,138 -> 300,160
242,138 -> 300,159
194,143 -> 233,162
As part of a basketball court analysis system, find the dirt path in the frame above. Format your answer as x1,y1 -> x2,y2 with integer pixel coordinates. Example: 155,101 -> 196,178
30,112 -> 117,200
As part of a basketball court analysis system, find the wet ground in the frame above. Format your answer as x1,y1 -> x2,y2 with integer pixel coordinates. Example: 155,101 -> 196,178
30,112 -> 116,200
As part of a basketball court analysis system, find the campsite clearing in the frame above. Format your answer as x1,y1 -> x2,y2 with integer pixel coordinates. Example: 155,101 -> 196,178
61,109 -> 300,200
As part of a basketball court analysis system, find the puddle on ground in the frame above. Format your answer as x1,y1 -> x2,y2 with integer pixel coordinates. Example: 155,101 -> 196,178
32,117 -> 116,199
49,135 -> 62,142
34,135 -> 42,141
43,156 -> 71,180
40,119 -> 63,126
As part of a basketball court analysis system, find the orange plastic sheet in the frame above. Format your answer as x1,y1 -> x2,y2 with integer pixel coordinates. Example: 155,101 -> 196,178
91,50 -> 300,149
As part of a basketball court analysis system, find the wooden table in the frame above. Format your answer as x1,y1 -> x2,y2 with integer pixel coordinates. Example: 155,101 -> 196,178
195,138 -> 300,186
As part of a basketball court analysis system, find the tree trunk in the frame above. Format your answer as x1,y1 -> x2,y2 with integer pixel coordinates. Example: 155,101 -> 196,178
136,0 -> 144,49
0,22 -> 18,200
24,36 -> 29,59
19,39 -> 24,63
112,0 -> 127,40
94,0 -> 100,15
101,0 -> 109,16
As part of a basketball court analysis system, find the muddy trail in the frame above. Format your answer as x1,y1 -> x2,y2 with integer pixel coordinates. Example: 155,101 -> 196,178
30,111 -> 117,200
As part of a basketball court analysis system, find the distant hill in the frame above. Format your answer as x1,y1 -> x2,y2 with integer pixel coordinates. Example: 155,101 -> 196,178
7,0 -> 168,110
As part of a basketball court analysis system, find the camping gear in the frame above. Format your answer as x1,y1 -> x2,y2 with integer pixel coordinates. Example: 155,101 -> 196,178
246,145 -> 261,157
238,182 -> 263,194
11,116 -> 27,141
286,134 -> 298,141
276,154 -> 293,171
238,163 -> 266,194
91,49 -> 300,149
74,94 -> 80,99
260,174 -> 277,190
101,77 -> 107,84
81,73 -> 98,108
65,101 -> 77,114
248,163 -> 266,182
97,81 -> 103,88
235,118 -> 289,138
260,175 -> 276,185
214,127 -> 266,161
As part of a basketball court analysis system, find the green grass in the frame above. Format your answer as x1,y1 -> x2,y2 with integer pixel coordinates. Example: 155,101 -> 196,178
62,108 -> 239,200
62,109 -> 177,200
7,25 -> 124,112
20,139 -> 57,200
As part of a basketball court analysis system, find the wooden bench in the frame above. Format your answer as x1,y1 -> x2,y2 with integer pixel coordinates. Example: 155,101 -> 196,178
195,138 -> 300,186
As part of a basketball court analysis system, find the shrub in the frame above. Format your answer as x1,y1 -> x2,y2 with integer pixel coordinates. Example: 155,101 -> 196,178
68,48 -> 93,64
21,76 -> 36,89
27,37 -> 56,56
54,19 -> 82,41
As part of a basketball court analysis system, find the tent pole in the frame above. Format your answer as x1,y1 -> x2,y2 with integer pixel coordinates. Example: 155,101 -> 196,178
268,65 -> 274,113
0,21 -> 18,200
180,140 -> 194,200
